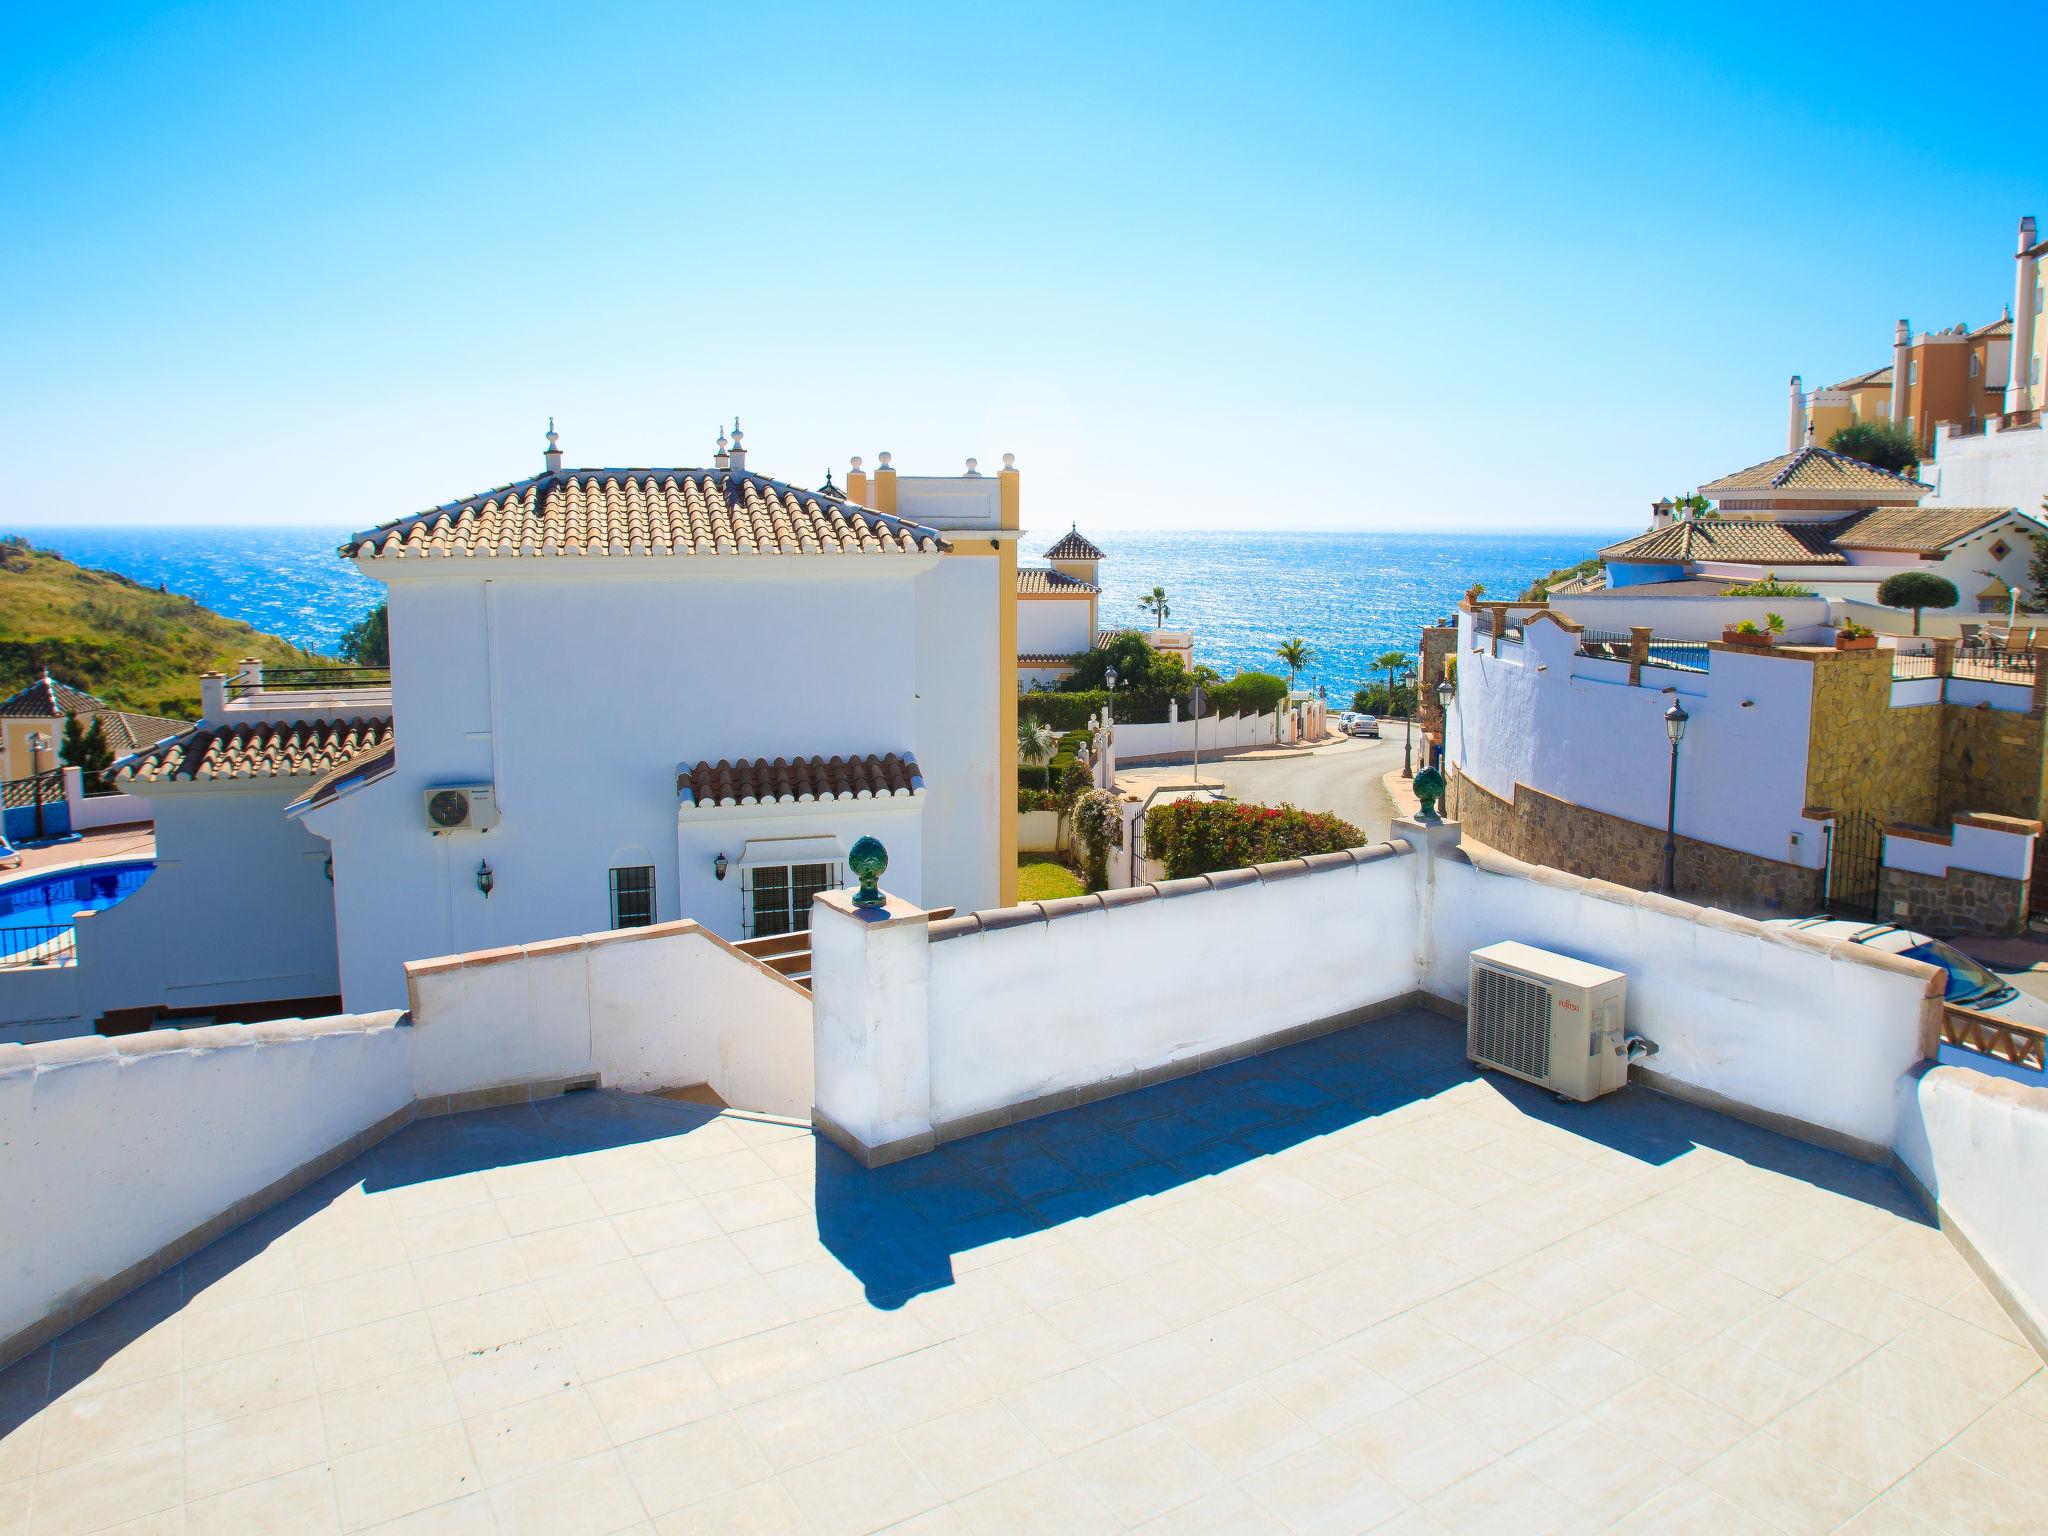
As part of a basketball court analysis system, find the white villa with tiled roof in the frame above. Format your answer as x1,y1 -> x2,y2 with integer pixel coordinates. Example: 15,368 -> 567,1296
299,425 -> 1019,1012
1016,526 -> 1194,687
1576,446 -> 2044,628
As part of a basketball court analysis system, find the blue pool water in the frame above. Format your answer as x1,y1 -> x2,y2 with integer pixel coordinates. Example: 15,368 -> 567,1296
0,861 -> 155,933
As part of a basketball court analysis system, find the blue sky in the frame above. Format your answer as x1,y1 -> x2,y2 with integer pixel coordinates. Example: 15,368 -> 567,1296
2,1 -> 2040,531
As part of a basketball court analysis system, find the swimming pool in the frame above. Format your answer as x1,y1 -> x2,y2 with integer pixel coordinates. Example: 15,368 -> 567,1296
0,860 -> 155,962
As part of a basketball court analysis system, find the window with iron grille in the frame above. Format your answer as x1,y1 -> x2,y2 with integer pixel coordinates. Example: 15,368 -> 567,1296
608,865 -> 656,929
741,861 -> 840,939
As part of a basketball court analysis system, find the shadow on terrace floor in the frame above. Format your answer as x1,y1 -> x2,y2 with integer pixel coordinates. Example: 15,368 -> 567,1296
809,1011 -> 1925,1306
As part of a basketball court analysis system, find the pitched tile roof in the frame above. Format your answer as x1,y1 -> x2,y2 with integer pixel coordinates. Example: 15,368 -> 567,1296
1018,652 -> 1078,668
0,670 -> 189,752
1699,446 -> 1928,498
1044,528 -> 1105,561
1832,365 -> 1893,390
1973,316 -> 2014,340
1599,519 -> 1849,565
116,715 -> 394,785
1832,506 -> 2024,554
1018,567 -> 1097,595
345,471 -> 947,562
678,753 -> 923,809
286,736 -> 397,815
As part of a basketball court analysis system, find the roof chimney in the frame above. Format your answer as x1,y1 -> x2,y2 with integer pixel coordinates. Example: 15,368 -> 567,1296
1651,498 -> 1675,530
846,456 -> 868,507
714,424 -> 730,472
1891,319 -> 1911,425
543,417 -> 562,474
1788,374 -> 1804,453
727,418 -> 746,476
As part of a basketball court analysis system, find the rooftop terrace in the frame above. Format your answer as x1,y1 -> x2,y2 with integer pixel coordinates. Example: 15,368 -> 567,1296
2,1010 -> 2037,1535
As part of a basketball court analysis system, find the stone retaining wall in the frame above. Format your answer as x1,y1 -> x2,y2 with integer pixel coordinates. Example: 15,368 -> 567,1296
1879,864 -> 2030,937
1451,770 -> 1824,915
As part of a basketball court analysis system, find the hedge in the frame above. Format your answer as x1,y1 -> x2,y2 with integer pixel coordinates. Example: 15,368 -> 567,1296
1143,799 -> 1364,880
1019,673 -> 1291,732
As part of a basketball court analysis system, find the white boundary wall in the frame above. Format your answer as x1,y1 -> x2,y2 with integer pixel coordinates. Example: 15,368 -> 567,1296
1114,711 -> 1277,762
1896,1066 -> 2048,1348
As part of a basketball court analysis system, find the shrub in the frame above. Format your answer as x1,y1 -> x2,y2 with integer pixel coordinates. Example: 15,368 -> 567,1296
1143,799 -> 1365,880
1073,788 -> 1124,891
1017,788 -> 1060,813
1827,419 -> 1921,476
1720,573 -> 1813,598
1201,671 -> 1288,719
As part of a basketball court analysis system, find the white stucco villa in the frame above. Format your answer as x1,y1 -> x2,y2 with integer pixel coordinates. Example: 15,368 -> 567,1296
297,425 -> 1020,1013
1578,445 -> 2045,633
1016,526 -> 1194,688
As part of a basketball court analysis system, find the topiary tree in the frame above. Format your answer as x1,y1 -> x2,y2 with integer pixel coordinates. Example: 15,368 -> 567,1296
1828,420 -> 1922,476
1876,571 -> 1959,634
2028,512 -> 2048,613
60,715 -> 114,795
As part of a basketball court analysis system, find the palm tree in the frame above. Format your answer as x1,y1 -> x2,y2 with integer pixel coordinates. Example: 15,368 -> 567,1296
1018,718 -> 1059,790
1275,638 -> 1315,690
1140,586 -> 1171,630
1372,650 -> 1410,717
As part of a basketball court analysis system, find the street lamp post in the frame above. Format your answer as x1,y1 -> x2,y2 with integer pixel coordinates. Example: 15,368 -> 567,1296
28,731 -> 53,841
1662,700 -> 1689,895
1400,669 -> 1416,779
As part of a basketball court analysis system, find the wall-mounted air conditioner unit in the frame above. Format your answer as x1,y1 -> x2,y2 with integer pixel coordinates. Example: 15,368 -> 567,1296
1467,940 -> 1630,1102
423,784 -> 499,833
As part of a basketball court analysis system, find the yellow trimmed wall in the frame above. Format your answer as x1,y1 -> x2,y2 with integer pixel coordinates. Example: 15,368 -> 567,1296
996,465 -> 1020,904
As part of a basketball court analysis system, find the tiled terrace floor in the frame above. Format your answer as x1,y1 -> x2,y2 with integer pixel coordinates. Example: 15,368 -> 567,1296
2,1011 -> 2041,1535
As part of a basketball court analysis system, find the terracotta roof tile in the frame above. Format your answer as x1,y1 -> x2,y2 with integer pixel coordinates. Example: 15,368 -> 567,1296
1831,365 -> 1893,391
1832,506 -> 2025,554
1044,528 -> 1105,561
286,736 -> 396,814
1018,652 -> 1077,667
1018,567 -> 1097,595
345,471 -> 947,562
0,671 -> 189,752
1699,446 -> 1928,497
677,753 -> 923,809
1973,316 -> 2014,339
1599,519 -> 1850,565
116,715 -> 394,785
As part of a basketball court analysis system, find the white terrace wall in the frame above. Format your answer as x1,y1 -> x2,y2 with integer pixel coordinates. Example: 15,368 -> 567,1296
1896,1066 -> 2048,1352
1429,846 -> 1939,1157
1114,711 -> 1277,763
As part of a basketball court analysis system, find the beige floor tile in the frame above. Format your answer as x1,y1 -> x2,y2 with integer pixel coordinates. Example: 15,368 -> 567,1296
618,1417 -> 772,1517
537,1259 -> 661,1331
1840,1227 -> 1975,1309
1336,1400 -> 1495,1502
561,1302 -> 693,1383
780,1437 -> 943,1536
1417,1361 -> 1574,1455
465,1384 -> 611,1485
25,1435 -> 182,1535
183,1394 -> 327,1502
1884,1444 -> 2040,1536
585,1356 -> 725,1445
1829,1500 -> 1949,1535
496,1182 -> 605,1238
1001,1364 -> 1152,1457
1588,1377 -> 1748,1472
952,1461 -> 1119,1535
675,1280 -> 798,1352
1345,1314 -> 1487,1395
442,1331 -> 583,1419
1509,1413 -> 1684,1523
46,1325 -> 181,1400
1256,1348 -> 1406,1435
637,1235 -> 756,1302
331,1419 -> 482,1531
1239,1441 -> 1410,1533
947,1314 -> 1086,1395
611,1199 -> 722,1258
1414,1279 -> 1552,1356
37,1374 -> 183,1474
1495,1325 -> 1641,1411
649,1478 -> 806,1534
1766,1378 -> 1943,1490
181,1291 -> 309,1368
313,1314 -> 442,1394
733,1380 -> 881,1473
1717,1298 -> 1879,1383
411,1240 -> 532,1308
1885,1312 -> 2040,1401
1947,1398 -> 2048,1496
898,1398 -> 1052,1501
1835,1345 -> 2010,1444
401,1203 -> 513,1263
1618,1475 -> 1789,1535
428,1284 -> 554,1359
1694,1430 -> 1875,1534
303,1263 -> 426,1338
845,1343 -> 989,1432
1166,1384 -> 1315,1479
1781,1267 -> 1933,1344
1065,1421 -> 1224,1528
185,1464 -> 341,1536
488,1449 -> 648,1536
324,1361 -> 461,1458
1660,1335 -> 1814,1424
1422,1459 -> 1578,1536
1129,1482 -> 1293,1534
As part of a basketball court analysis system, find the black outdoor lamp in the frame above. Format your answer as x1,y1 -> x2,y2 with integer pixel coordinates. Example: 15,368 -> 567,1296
1662,700 -> 1690,894
713,852 -> 730,882
476,859 -> 495,898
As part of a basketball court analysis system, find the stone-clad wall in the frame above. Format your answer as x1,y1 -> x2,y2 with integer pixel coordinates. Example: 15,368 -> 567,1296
1450,771 -> 1824,915
1880,864 -> 2029,937
1940,703 -> 2047,825
1805,651 -> 1942,824
1418,624 -> 1457,751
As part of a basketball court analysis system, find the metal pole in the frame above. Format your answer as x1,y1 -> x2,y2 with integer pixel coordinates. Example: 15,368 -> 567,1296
31,735 -> 47,842
1662,737 -> 1680,894
1402,674 -> 1414,779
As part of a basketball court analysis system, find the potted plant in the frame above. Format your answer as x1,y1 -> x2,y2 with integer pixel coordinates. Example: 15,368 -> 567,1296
1835,621 -> 1878,652
1721,619 -> 1773,650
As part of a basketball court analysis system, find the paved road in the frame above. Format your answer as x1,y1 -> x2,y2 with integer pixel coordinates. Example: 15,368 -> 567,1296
1119,728 -> 1417,842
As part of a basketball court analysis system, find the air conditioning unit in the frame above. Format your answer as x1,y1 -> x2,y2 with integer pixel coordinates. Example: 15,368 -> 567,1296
423,784 -> 499,833
1467,940 -> 1630,1101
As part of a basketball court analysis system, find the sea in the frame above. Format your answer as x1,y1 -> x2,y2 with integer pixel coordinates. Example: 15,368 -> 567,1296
7,525 -> 1626,699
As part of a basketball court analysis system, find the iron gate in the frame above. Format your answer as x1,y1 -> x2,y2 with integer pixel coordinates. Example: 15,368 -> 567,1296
1825,811 -> 1882,921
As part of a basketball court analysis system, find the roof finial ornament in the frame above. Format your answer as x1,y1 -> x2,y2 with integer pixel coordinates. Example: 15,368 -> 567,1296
543,417 -> 563,473
717,424 -> 728,454
731,416 -> 743,449
1805,420 -> 1816,447
824,468 -> 836,490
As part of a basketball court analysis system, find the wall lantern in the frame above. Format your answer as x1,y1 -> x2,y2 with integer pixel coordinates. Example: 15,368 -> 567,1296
1436,678 -> 1455,710
1664,700 -> 1690,745
323,854 -> 333,883
714,852 -> 730,882
476,860 -> 495,898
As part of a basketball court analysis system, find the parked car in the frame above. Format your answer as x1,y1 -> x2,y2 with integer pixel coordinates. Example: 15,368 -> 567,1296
1766,917 -> 2048,1082
1346,714 -> 1380,738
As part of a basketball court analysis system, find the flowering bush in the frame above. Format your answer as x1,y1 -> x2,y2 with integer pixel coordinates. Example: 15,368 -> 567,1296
1143,799 -> 1364,880
1072,788 -> 1124,891
1017,788 -> 1060,813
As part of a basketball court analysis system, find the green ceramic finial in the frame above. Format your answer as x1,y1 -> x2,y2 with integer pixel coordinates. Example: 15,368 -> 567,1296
1413,765 -> 1446,821
849,835 -> 888,908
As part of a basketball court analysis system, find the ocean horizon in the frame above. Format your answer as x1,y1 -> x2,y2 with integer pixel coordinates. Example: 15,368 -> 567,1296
6,523 -> 1630,701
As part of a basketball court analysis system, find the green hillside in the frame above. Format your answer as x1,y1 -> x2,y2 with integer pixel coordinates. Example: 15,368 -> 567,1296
0,536 -> 325,718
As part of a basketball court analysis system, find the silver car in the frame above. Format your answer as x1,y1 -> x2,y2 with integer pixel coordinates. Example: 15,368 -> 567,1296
1346,714 -> 1380,738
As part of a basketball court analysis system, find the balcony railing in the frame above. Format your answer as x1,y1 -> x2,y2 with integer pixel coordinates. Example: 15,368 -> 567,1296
1573,628 -> 1631,662
1892,653 -> 1937,680
1943,1006 -> 2046,1074
1642,641 -> 1709,674
227,666 -> 390,701
1951,647 -> 2038,685
0,924 -> 72,968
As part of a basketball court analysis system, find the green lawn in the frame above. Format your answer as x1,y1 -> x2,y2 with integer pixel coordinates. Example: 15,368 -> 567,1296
1017,855 -> 1085,901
